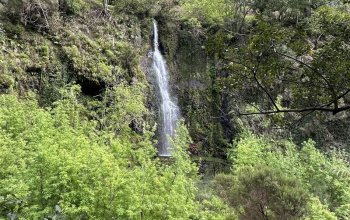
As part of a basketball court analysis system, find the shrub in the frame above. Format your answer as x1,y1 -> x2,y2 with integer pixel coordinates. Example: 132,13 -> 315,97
3,23 -> 25,37
180,0 -> 229,24
113,0 -> 158,16
232,165 -> 308,219
216,132 -> 350,219
58,0 -> 91,15
0,74 -> 14,93
0,92 -> 201,219
306,197 -> 337,220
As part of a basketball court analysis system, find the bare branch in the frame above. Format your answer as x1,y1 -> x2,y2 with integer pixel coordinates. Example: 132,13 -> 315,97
239,105 -> 350,115
240,89 -> 350,115
252,70 -> 280,111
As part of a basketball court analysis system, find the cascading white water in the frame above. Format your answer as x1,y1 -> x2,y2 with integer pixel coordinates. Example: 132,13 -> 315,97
152,20 -> 180,157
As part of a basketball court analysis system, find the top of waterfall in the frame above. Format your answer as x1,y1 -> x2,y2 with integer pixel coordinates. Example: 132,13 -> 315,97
153,20 -> 159,49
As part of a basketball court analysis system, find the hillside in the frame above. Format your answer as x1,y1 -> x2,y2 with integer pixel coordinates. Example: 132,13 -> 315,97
0,0 -> 349,219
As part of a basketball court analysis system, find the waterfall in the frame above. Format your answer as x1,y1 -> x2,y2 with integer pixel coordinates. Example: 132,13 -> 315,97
152,20 -> 180,157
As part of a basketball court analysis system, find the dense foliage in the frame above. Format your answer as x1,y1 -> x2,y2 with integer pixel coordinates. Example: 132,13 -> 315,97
176,0 -> 350,152
0,91 -> 212,219
213,132 -> 350,219
0,0 -> 349,219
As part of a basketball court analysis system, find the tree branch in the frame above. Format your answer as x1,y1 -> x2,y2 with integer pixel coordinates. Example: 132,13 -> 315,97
252,70 -> 281,111
275,51 -> 333,91
240,103 -> 350,115
240,105 -> 350,115
240,89 -> 350,115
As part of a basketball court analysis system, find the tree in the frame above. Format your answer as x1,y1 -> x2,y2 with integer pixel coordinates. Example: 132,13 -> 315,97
223,4 -> 350,116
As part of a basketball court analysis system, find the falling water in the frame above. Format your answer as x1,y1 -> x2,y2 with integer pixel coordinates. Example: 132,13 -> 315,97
152,20 -> 180,157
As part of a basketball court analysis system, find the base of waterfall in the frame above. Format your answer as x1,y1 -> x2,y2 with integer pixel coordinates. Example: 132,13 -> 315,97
158,153 -> 172,157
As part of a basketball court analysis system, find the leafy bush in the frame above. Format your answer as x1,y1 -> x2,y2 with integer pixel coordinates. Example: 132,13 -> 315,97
2,23 -> 25,37
58,0 -> 91,15
214,132 -> 350,219
0,74 -> 14,93
252,0 -> 328,23
113,0 -> 158,16
232,165 -> 308,219
181,0 -> 229,23
306,197 -> 337,220
0,91 -> 200,219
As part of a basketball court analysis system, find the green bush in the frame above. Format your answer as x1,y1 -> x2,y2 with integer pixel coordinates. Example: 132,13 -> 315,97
181,0 -> 230,24
213,132 -> 350,219
252,0 -> 328,23
0,74 -> 14,93
0,91 -> 200,219
306,197 -> 337,220
113,0 -> 158,16
59,0 -> 91,15
3,23 -> 25,37
233,165 -> 308,219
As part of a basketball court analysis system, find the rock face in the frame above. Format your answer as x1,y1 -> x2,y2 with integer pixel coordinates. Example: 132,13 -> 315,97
155,21 -> 234,156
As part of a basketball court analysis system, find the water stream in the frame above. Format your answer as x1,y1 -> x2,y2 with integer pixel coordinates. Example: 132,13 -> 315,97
152,20 -> 180,157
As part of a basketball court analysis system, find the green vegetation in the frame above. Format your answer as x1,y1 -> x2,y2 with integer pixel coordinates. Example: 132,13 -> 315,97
181,0 -> 231,23
0,92 -> 198,219
214,132 -> 350,219
0,0 -> 349,219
